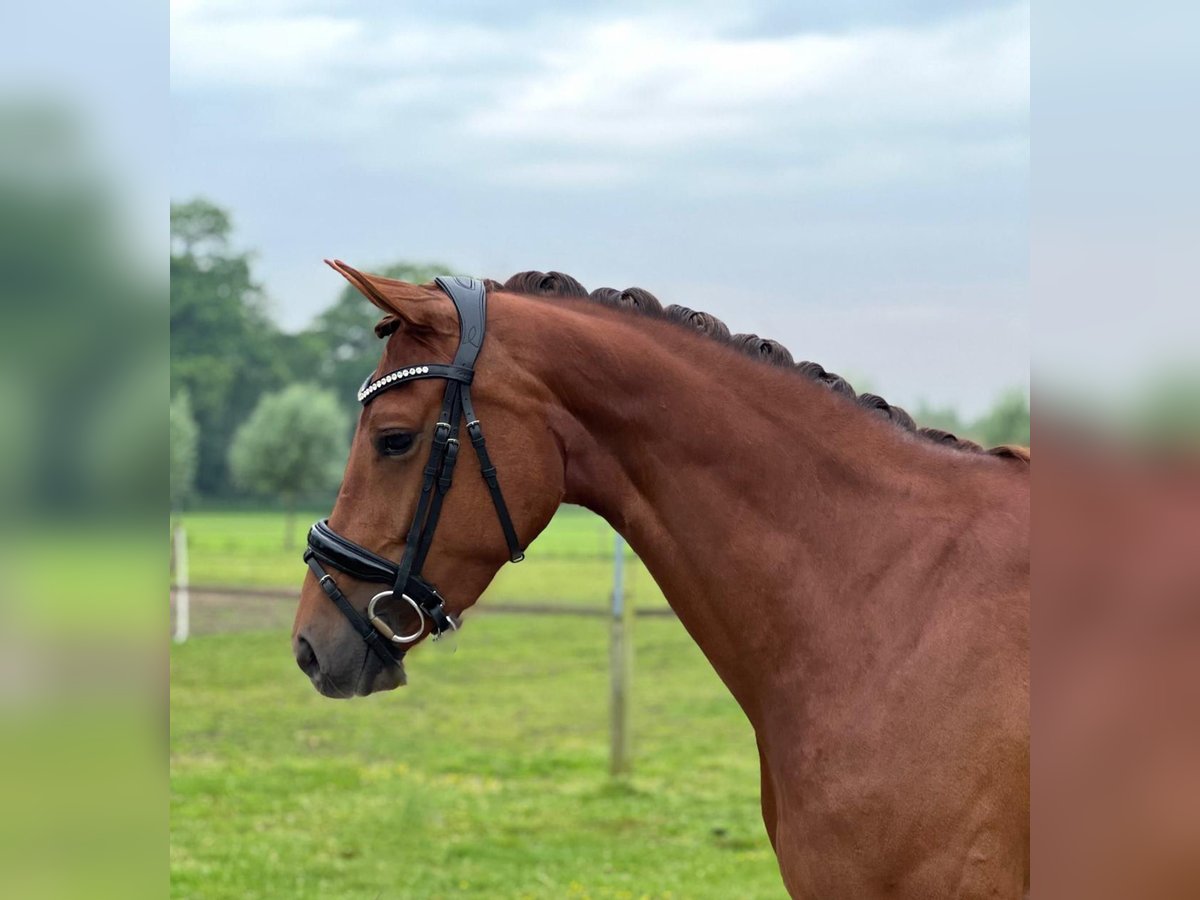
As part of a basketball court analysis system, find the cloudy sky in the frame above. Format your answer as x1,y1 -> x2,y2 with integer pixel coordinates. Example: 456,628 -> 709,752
172,0 -> 1028,416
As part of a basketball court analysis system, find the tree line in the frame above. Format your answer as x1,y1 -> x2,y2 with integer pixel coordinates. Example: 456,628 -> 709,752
170,198 -> 447,512
170,197 -> 1033,514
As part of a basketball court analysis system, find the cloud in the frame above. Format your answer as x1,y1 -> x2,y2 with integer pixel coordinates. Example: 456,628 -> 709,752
171,1 -> 1029,413
172,1 -> 1027,191
171,3 -> 364,90
467,8 -> 1026,143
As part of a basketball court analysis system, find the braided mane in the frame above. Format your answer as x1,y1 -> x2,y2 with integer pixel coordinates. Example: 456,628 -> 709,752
496,270 -> 1028,462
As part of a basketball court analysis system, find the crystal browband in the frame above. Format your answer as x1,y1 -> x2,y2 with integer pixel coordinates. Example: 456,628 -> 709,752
354,362 -> 477,406
357,366 -> 433,403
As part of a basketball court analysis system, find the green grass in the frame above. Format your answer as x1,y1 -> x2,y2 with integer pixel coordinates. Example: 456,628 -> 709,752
178,506 -> 668,609
170,508 -> 774,895
171,615 -> 785,899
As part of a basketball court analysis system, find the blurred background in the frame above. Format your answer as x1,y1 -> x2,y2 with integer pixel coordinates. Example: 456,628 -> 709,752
166,4 -> 1034,897
3,0 -> 1197,897
1,1 -> 165,898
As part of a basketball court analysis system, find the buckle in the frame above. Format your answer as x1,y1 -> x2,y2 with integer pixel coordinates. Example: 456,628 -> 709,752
433,421 -> 452,443
426,596 -> 459,640
430,610 -> 459,641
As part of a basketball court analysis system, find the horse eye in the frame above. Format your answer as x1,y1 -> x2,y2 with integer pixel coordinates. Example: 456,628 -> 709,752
376,431 -> 415,457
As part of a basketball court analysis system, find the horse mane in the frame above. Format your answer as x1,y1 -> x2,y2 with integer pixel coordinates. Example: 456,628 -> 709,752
495,270 -> 1030,463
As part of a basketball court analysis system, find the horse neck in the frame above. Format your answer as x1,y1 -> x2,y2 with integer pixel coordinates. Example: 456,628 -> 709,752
499,295 -> 962,722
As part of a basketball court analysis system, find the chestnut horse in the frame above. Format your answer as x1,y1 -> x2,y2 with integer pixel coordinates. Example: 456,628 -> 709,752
292,264 -> 1030,898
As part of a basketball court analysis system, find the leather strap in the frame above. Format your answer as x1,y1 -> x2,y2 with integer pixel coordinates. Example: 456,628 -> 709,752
307,519 -> 396,583
305,553 -> 403,667
304,274 -> 525,656
461,385 -> 524,562
440,276 -> 488,370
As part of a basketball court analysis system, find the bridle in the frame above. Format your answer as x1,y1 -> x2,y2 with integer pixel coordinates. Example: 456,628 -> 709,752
303,276 -> 524,668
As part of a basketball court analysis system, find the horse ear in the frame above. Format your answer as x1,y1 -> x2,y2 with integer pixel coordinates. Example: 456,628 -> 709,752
325,259 -> 455,334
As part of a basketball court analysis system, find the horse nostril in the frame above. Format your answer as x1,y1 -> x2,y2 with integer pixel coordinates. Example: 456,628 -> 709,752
295,635 -> 321,678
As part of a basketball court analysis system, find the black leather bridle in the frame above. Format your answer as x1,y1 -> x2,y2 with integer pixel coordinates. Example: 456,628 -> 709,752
303,276 -> 524,668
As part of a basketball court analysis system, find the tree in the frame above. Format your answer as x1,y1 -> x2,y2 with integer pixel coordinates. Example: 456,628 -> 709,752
228,385 -> 349,547
171,197 -> 289,496
171,200 -> 233,259
1131,367 -> 1200,444
304,261 -> 449,421
973,388 -> 1031,448
913,401 -> 969,439
170,391 -> 199,512
2,104 -> 160,514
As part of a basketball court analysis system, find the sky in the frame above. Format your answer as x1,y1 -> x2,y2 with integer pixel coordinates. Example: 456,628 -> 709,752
171,0 -> 1028,417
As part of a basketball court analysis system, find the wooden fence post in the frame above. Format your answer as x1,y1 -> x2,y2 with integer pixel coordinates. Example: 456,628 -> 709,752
173,523 -> 190,644
609,533 -> 633,776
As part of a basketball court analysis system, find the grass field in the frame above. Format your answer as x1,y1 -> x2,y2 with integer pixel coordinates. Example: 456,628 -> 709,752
179,506 -> 668,610
171,510 -> 782,897
171,617 -> 784,899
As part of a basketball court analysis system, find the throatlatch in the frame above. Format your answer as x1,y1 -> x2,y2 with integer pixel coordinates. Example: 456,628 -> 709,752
303,276 -> 525,668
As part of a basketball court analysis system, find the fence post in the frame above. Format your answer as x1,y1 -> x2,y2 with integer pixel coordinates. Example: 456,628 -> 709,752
173,523 -> 190,644
609,533 -> 633,776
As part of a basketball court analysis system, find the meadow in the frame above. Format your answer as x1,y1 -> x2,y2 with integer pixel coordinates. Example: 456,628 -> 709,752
170,509 -> 785,898
180,506 -> 668,610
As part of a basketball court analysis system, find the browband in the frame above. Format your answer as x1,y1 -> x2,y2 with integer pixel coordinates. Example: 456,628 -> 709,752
357,364 -> 474,404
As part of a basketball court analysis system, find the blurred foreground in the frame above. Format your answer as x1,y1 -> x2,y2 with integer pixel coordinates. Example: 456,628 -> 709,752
1034,424 -> 1200,897
0,90 -> 164,898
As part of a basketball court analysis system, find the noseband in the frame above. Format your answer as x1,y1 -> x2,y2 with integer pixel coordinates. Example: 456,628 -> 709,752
303,276 -> 524,668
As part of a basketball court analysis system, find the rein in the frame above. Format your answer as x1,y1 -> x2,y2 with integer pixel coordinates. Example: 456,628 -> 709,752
303,276 -> 525,668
